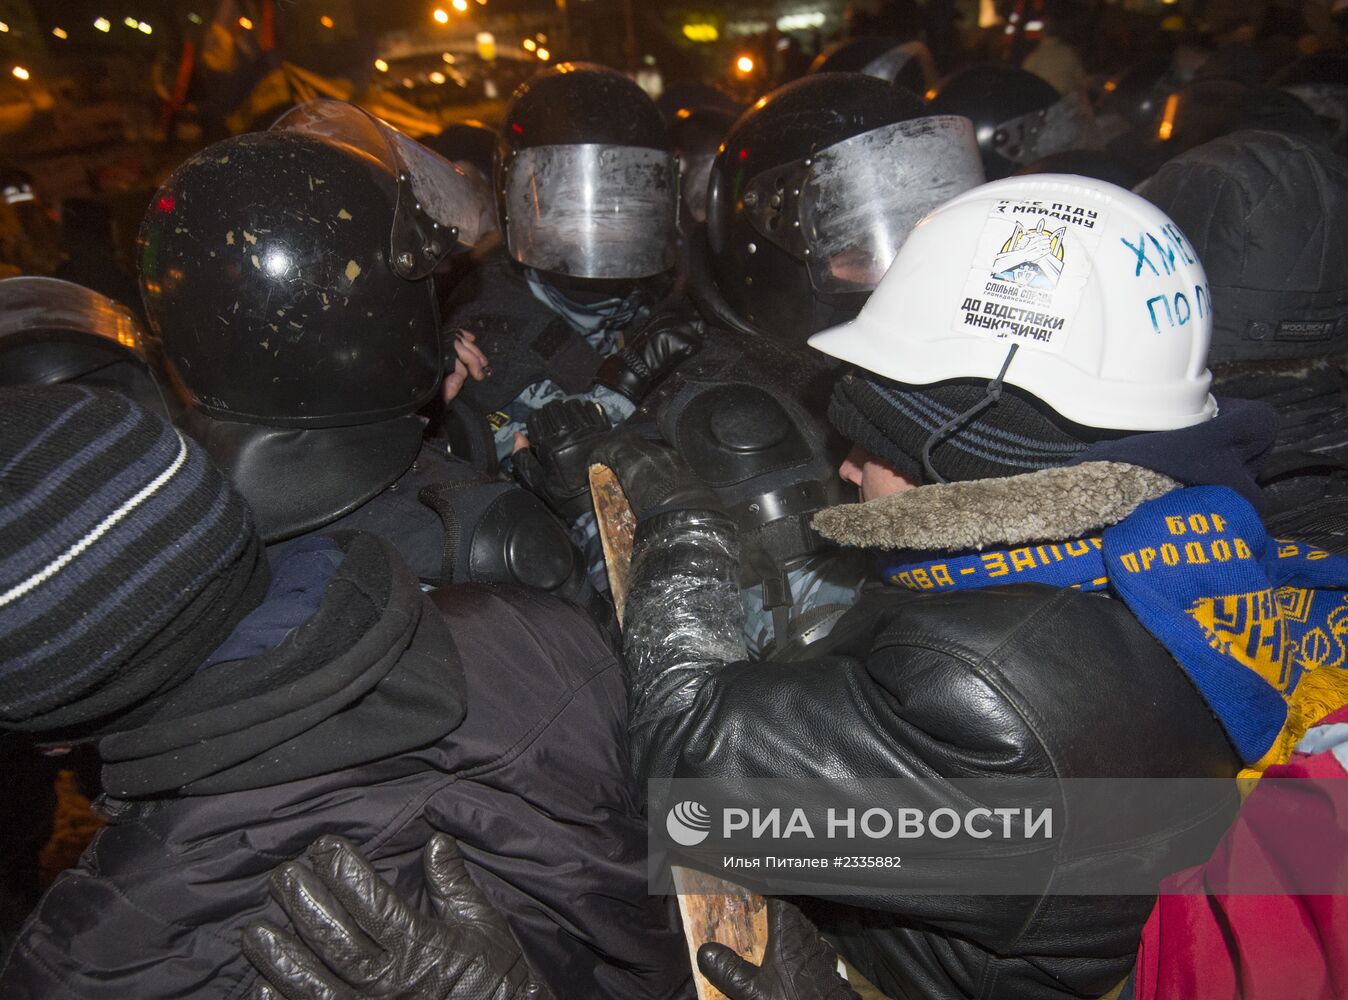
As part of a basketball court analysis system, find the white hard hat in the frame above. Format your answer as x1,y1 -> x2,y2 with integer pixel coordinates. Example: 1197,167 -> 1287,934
808,174 -> 1216,431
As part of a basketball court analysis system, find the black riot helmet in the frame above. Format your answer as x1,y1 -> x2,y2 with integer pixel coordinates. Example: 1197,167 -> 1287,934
927,65 -> 1101,180
809,36 -> 931,93
702,73 -> 983,345
0,276 -> 173,416
138,101 -> 495,542
809,36 -> 902,74
140,100 -> 493,429
1098,54 -> 1180,136
495,63 -> 678,281
656,81 -> 742,124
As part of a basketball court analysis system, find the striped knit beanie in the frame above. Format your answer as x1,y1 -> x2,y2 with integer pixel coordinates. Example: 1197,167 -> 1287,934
0,385 -> 269,735
828,371 -> 1099,484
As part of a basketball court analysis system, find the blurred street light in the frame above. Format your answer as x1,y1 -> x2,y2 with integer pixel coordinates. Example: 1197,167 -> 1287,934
123,16 -> 138,28
536,46 -> 550,60
429,70 -> 446,83
138,21 -> 152,33
52,26 -> 68,39
374,58 -> 389,72
238,16 -> 253,29
451,0 -> 469,12
320,15 -> 334,28
433,8 -> 449,23
0,22 -> 9,33
522,38 -> 536,50
442,52 -> 455,62
188,12 -> 203,24
735,54 -> 755,75
94,17 -> 111,31
12,66 -> 30,80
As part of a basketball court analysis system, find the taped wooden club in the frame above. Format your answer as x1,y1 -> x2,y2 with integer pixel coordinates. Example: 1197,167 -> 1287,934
588,461 -> 768,1000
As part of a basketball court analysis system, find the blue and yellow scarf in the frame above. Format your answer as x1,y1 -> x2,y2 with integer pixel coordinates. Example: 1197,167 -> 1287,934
881,486 -> 1348,774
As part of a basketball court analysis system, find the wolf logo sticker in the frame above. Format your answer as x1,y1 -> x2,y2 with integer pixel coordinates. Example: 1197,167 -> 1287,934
992,219 -> 1067,290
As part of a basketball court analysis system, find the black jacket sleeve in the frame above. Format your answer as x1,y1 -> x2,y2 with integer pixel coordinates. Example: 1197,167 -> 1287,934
621,514 -> 1243,1000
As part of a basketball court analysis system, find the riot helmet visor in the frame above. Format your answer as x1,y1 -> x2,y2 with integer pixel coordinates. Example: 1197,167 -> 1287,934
272,100 -> 494,278
746,116 -> 983,294
989,91 -> 1102,166
0,276 -> 147,375
501,143 -> 678,279
681,150 -> 716,224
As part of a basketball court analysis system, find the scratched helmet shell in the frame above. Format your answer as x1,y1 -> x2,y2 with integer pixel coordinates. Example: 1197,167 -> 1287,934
810,174 -> 1216,431
139,101 -> 492,428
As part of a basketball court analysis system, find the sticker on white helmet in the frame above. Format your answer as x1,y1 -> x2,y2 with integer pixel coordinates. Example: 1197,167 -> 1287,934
954,199 -> 1104,353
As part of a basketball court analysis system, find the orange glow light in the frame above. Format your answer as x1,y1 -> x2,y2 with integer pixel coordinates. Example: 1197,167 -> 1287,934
1157,92 -> 1180,141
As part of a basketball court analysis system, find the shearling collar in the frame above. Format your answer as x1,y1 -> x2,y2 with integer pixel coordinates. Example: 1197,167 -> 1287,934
812,461 -> 1179,552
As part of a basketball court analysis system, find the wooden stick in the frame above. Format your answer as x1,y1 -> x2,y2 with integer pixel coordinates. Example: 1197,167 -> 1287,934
588,463 -> 769,999
589,464 -> 638,624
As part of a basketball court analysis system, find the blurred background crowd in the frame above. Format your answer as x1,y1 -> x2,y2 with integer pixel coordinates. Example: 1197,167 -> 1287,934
0,0 -> 1344,295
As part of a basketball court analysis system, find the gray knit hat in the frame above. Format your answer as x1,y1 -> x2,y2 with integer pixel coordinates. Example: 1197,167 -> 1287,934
0,385 -> 268,735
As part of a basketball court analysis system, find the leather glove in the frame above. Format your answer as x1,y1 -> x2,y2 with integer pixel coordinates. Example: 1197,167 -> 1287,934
589,429 -> 723,524
594,312 -> 703,403
696,898 -> 861,1000
243,833 -> 551,1000
512,399 -> 612,519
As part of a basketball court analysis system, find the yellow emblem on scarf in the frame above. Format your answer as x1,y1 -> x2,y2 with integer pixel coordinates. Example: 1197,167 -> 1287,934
1198,590 -> 1348,779
1186,589 -> 1291,690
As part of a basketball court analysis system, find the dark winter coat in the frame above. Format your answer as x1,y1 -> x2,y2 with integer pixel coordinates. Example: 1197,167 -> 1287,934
0,533 -> 689,1000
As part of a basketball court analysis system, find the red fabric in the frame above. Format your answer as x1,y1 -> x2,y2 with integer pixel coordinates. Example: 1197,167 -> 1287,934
1135,706 -> 1348,1000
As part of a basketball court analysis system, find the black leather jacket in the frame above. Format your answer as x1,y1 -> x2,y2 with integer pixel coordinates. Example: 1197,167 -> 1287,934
624,510 -> 1242,1000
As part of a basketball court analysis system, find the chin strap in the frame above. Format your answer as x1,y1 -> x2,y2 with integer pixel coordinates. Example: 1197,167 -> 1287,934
921,344 -> 1019,485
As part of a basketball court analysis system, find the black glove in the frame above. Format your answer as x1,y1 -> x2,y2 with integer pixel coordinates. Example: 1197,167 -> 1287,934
243,833 -> 551,1000
595,312 -> 703,403
512,399 -> 612,519
696,899 -> 861,1000
588,429 -> 723,524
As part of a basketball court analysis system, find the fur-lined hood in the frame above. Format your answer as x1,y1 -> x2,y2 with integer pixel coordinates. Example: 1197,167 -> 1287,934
812,461 -> 1179,552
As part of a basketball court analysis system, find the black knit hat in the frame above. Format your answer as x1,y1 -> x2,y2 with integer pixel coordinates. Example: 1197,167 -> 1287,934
828,371 -> 1098,484
1137,130 -> 1348,365
0,385 -> 269,735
